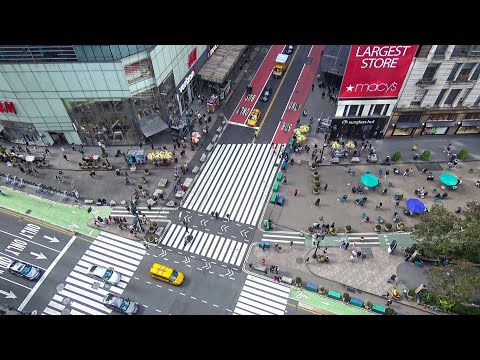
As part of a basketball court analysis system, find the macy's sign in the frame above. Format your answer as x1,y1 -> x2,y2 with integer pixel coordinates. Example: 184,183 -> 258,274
0,101 -> 16,114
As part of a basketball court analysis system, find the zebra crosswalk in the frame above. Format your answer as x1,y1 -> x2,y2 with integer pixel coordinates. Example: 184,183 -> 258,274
182,143 -> 282,226
159,223 -> 248,267
262,230 -> 305,246
233,274 -> 290,315
110,206 -> 170,220
42,231 -> 146,315
340,232 -> 380,246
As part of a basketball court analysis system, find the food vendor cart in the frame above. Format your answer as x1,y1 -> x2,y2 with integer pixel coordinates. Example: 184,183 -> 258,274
126,148 -> 146,165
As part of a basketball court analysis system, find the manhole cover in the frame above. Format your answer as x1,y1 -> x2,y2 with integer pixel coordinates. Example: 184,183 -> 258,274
61,307 -> 71,315
56,283 -> 65,292
296,257 -> 303,264
26,209 -> 32,214
92,282 -> 100,290
62,297 -> 71,305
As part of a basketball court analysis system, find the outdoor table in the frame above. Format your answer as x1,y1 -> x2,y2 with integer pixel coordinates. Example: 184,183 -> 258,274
182,177 -> 193,189
175,190 -> 185,199
351,157 -> 360,163
25,155 -> 35,162
146,198 -> 157,206
153,189 -> 164,197
158,178 -> 168,188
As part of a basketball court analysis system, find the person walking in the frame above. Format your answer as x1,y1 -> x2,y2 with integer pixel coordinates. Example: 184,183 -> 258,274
294,188 -> 298,196
289,240 -> 293,249
305,257 -> 309,263
385,169 -> 389,178
63,154 -> 69,162
89,170 -> 96,178
382,188 -> 388,195
395,200 -> 400,208
324,183 -> 328,192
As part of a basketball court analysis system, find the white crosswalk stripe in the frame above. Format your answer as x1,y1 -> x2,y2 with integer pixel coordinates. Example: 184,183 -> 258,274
159,223 -> 248,266
42,231 -> 146,315
336,232 -> 380,246
233,275 -> 290,315
262,230 -> 305,245
110,206 -> 170,220
182,143 -> 282,226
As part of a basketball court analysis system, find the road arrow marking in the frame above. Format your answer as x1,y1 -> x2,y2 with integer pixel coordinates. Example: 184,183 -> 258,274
0,289 -> 17,299
240,229 -> 249,237
220,225 -> 229,232
201,262 -> 211,270
30,252 -> 47,260
200,219 -> 209,226
43,235 -> 60,243
158,249 -> 166,257
183,256 -> 190,264
183,215 -> 192,223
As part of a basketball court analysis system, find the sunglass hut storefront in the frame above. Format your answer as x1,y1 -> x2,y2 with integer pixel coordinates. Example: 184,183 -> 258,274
330,118 -> 387,139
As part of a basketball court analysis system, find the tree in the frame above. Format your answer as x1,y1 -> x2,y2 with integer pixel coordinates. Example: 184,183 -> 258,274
427,261 -> 480,303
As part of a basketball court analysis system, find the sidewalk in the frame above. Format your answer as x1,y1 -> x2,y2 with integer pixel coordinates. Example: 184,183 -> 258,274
247,243 -> 434,315
0,185 -> 110,237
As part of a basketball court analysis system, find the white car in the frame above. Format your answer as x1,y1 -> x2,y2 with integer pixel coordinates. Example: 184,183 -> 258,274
102,293 -> 139,315
8,260 -> 42,281
88,265 -> 121,285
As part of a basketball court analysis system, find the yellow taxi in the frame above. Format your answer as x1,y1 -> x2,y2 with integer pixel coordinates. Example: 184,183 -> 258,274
247,108 -> 261,127
149,263 -> 184,285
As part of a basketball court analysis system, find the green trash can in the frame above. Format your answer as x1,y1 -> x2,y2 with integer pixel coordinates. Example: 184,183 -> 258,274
276,171 -> 283,182
263,219 -> 271,231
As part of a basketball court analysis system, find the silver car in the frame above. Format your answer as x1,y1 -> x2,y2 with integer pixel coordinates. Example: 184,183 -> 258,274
88,265 -> 121,285
102,293 -> 139,315
8,260 -> 42,281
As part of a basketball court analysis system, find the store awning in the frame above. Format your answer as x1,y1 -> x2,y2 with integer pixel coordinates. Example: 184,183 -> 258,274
198,45 -> 247,84
137,113 -> 169,138
425,121 -> 455,127
395,122 -> 419,129
462,120 -> 480,127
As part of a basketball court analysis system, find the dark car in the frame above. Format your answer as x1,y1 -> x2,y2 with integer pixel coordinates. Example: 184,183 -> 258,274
8,260 -> 42,281
260,86 -> 273,102
283,45 -> 294,55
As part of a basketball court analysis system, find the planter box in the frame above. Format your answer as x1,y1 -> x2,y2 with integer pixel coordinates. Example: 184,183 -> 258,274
371,304 -> 386,314
327,290 -> 341,300
349,297 -> 364,307
305,282 -> 318,292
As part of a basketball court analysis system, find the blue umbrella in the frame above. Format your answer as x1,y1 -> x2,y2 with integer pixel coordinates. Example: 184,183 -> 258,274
361,173 -> 379,188
406,198 -> 425,214
439,173 -> 458,186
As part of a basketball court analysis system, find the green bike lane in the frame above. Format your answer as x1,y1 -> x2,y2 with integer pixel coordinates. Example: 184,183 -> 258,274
289,287 -> 372,315
304,232 -> 416,247
0,186 -> 111,237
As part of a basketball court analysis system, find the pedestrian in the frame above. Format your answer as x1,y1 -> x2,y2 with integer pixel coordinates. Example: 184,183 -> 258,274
360,236 -> 365,242
386,299 -> 393,306
382,188 -> 388,195
282,176 -> 287,184
294,188 -> 298,196
61,147 -> 66,153
173,184 -> 177,194
376,202 -> 383,210
324,183 -> 328,192
395,200 -> 400,208
289,240 -> 293,248
323,247 -> 328,254
89,170 -> 96,178
305,257 -> 309,263
63,154 -> 69,162
322,91 -> 325,99
361,253 -> 366,261
274,243 -> 278,250
387,274 -> 397,284
215,211 -> 219,219
55,175 -> 61,183
385,169 -> 389,178
412,144 -> 417,152
421,167 -> 428,174
226,214 -> 230,221
311,83 -> 314,91
45,148 -> 51,155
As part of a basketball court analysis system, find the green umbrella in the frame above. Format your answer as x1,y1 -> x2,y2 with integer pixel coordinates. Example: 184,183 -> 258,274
361,173 -> 379,188
439,173 -> 458,186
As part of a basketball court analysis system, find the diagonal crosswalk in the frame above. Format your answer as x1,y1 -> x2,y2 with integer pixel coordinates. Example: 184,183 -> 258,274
159,223 -> 248,267
182,143 -> 282,226
42,231 -> 146,315
233,274 -> 290,315
110,206 -> 170,220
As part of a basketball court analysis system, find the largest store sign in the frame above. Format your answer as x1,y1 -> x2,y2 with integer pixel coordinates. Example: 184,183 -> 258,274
0,101 -> 16,114
339,45 -> 418,99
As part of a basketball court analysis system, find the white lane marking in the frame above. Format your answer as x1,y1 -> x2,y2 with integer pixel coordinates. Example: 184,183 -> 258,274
99,231 -> 146,249
236,296 -> 281,315
235,243 -> 248,267
43,307 -> 62,315
18,235 -> 77,312
202,300 -> 207,304
190,296 -> 196,300
156,285 -> 162,288
146,281 -> 151,284
240,289 -> 287,310
233,307 -> 254,315
213,304 -> 219,308
95,236 -> 146,255
156,309 -> 162,313
92,240 -> 145,259
142,304 -> 149,308
180,292 -> 186,296
0,275 -> 33,290
246,275 -> 290,293
168,288 -> 173,292
88,244 -> 141,265
0,229 -> 61,253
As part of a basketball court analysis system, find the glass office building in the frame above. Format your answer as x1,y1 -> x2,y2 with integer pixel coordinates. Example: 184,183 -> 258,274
0,45 -> 207,145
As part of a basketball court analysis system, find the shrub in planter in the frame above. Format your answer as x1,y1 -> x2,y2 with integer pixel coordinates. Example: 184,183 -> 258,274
313,186 -> 320,195
392,151 -> 402,162
313,171 -> 319,178
138,185 -> 143,190
87,161 -> 93,168
420,150 -> 431,161
295,277 -> 302,287
407,289 -> 416,300
384,223 -> 392,232
313,174 -> 320,182
318,286 -> 327,295
308,226 -> 314,234
107,163 -> 113,170
93,161 -> 99,168
101,152 -> 109,158
311,162 -> 317,170
345,225 -> 352,233
314,180 -> 321,188
144,169 -> 150,175
374,224 -> 382,232
101,162 -> 107,168
146,234 -> 155,243
78,162 -> 83,167
396,222 -> 405,231
363,300 -> 373,309
342,292 -> 351,303
385,307 -> 395,315
458,149 -> 468,160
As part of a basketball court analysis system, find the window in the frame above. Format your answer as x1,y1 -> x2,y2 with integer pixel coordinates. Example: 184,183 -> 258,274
433,45 -> 448,58
475,95 -> 480,107
421,64 -> 440,80
348,105 -> 358,117
101,46 -> 113,61
457,63 -> 475,81
91,46 -> 104,61
444,89 -> 462,106
372,104 -> 383,115
82,46 -> 95,61
434,89 -> 447,106
471,64 -> 480,81
382,104 -> 390,116
457,88 -> 472,106
447,63 -> 462,81
397,114 -> 421,123
358,105 -> 364,116
464,113 -> 480,120
428,113 -> 456,121
411,89 -> 428,106
342,106 -> 349,117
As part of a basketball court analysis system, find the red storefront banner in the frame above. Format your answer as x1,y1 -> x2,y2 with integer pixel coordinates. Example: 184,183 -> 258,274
339,45 -> 418,99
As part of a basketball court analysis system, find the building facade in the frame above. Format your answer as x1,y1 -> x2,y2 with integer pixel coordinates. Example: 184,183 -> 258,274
385,45 -> 480,137
0,45 -> 208,145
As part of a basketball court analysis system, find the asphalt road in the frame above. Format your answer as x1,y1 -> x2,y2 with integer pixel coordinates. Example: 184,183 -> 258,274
0,209 -> 85,313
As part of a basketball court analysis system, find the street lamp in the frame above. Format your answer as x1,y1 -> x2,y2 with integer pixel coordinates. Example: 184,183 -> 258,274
312,217 -> 325,259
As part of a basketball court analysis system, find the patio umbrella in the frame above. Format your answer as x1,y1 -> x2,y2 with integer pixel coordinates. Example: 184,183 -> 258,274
406,198 -> 425,214
295,134 -> 306,143
346,140 -> 355,149
361,173 -> 379,188
299,125 -> 310,133
439,173 -> 458,186
331,141 -> 341,149
147,152 -> 156,161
